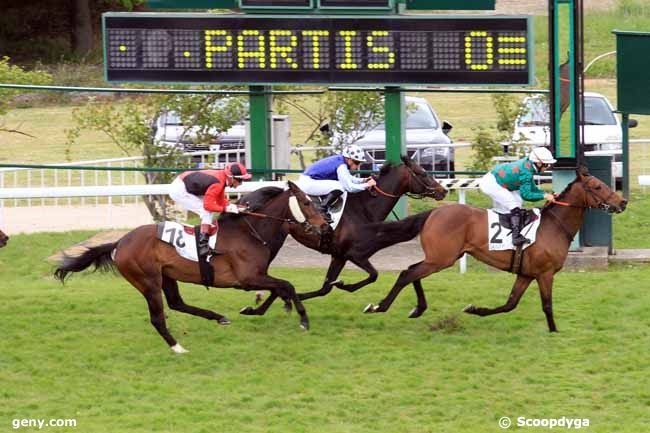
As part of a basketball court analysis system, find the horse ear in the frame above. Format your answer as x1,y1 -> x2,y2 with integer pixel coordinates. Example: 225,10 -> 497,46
576,165 -> 590,178
400,154 -> 410,165
287,180 -> 297,191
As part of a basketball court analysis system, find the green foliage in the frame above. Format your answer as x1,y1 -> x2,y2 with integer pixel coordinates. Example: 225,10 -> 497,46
65,91 -> 246,221
277,90 -> 384,166
617,0 -> 650,17
469,94 -> 529,171
0,57 -> 52,116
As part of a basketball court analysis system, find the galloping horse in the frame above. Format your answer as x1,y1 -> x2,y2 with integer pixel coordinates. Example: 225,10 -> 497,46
365,167 -> 627,332
54,181 -> 330,353
0,229 -> 8,248
251,155 -> 446,315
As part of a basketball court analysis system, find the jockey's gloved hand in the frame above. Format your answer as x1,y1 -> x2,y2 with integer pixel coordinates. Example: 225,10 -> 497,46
225,203 -> 240,214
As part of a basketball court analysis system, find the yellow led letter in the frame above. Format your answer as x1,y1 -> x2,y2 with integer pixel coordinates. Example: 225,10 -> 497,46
237,30 -> 266,69
269,30 -> 298,69
302,30 -> 329,69
367,31 -> 395,70
497,35 -> 527,67
205,30 -> 233,69
464,31 -> 494,71
338,31 -> 359,70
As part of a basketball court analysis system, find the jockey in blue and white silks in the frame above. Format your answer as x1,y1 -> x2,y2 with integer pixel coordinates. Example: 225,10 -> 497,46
299,145 -> 376,196
298,145 -> 377,221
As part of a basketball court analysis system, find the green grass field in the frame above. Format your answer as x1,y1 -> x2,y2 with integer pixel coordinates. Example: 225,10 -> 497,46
1,232 -> 650,433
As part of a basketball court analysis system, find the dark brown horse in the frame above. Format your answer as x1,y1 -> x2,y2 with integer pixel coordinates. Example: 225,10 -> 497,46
54,181 -> 329,353
364,168 -> 627,332
251,156 -> 446,315
0,229 -> 8,248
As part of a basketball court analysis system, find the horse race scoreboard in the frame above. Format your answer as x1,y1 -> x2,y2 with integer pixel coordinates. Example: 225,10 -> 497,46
103,13 -> 533,85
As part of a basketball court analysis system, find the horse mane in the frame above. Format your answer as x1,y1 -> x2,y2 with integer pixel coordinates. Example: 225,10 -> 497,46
378,155 -> 408,177
541,174 -> 584,214
236,186 -> 284,212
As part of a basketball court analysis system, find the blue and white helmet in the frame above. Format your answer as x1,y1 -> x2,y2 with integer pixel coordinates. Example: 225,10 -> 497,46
342,144 -> 366,163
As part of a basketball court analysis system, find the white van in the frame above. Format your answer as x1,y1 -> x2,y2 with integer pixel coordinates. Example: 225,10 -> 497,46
513,92 -> 638,187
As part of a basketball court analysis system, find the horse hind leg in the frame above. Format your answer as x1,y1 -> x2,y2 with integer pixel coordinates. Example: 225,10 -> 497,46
162,275 -> 231,325
463,274 -> 534,318
408,279 -> 428,318
120,265 -> 187,353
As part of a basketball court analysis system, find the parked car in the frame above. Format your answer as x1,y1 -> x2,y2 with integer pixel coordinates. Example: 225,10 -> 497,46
151,109 -> 246,165
513,92 -> 638,187
327,96 -> 454,174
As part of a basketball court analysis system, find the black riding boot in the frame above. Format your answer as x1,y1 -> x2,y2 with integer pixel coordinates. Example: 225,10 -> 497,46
319,190 -> 343,223
197,232 -> 211,260
510,207 -> 530,247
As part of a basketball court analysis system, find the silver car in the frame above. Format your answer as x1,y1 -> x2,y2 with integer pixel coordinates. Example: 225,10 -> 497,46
331,96 -> 454,174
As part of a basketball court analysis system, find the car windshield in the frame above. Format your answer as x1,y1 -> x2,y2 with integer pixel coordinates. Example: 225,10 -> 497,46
584,96 -> 617,125
518,96 -> 617,127
518,98 -> 550,126
375,102 -> 439,130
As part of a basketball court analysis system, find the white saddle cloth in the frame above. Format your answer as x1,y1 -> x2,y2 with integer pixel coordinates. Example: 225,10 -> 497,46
157,221 -> 217,262
487,208 -> 542,251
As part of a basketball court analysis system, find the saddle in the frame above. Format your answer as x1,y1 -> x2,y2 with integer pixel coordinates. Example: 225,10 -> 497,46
497,209 -> 538,230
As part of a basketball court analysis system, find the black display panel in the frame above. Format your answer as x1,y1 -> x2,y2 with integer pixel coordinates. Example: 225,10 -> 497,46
104,13 -> 532,85
319,0 -> 391,7
240,0 -> 312,7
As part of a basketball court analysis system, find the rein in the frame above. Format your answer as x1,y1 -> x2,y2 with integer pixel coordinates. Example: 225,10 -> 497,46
240,210 -> 294,224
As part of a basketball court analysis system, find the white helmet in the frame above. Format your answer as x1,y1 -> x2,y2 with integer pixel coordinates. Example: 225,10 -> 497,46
342,144 -> 366,162
529,147 -> 557,164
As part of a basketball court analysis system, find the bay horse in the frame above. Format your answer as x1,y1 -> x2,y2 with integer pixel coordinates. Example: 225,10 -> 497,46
364,167 -> 627,332
251,155 -> 446,314
54,181 -> 330,353
0,229 -> 8,248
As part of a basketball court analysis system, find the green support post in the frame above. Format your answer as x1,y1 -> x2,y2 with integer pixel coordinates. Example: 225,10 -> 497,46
248,85 -> 272,180
553,170 -> 581,250
384,87 -> 407,219
622,112 -> 630,199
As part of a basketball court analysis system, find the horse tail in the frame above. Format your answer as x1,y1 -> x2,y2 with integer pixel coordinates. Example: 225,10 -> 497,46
355,209 -> 434,258
54,242 -> 117,283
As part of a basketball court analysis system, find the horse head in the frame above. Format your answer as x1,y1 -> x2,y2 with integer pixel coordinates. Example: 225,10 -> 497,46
286,181 -> 332,237
574,166 -> 627,213
0,229 -> 8,248
398,155 -> 447,200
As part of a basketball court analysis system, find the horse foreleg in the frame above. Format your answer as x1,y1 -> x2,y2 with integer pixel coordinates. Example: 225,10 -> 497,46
365,261 -> 439,316
333,257 -> 378,293
463,274 -> 533,318
162,275 -> 231,325
536,272 -> 558,332
296,257 -> 347,301
240,275 -> 310,330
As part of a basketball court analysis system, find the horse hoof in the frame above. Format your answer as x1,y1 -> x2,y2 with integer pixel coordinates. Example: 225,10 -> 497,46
170,343 -> 189,354
363,303 -> 377,314
408,307 -> 424,319
331,279 -> 344,288
300,320 -> 310,331
240,306 -> 254,315
218,317 -> 231,325
462,304 -> 476,314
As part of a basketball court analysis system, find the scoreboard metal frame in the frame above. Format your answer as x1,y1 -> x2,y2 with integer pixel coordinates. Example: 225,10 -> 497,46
103,12 -> 533,86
